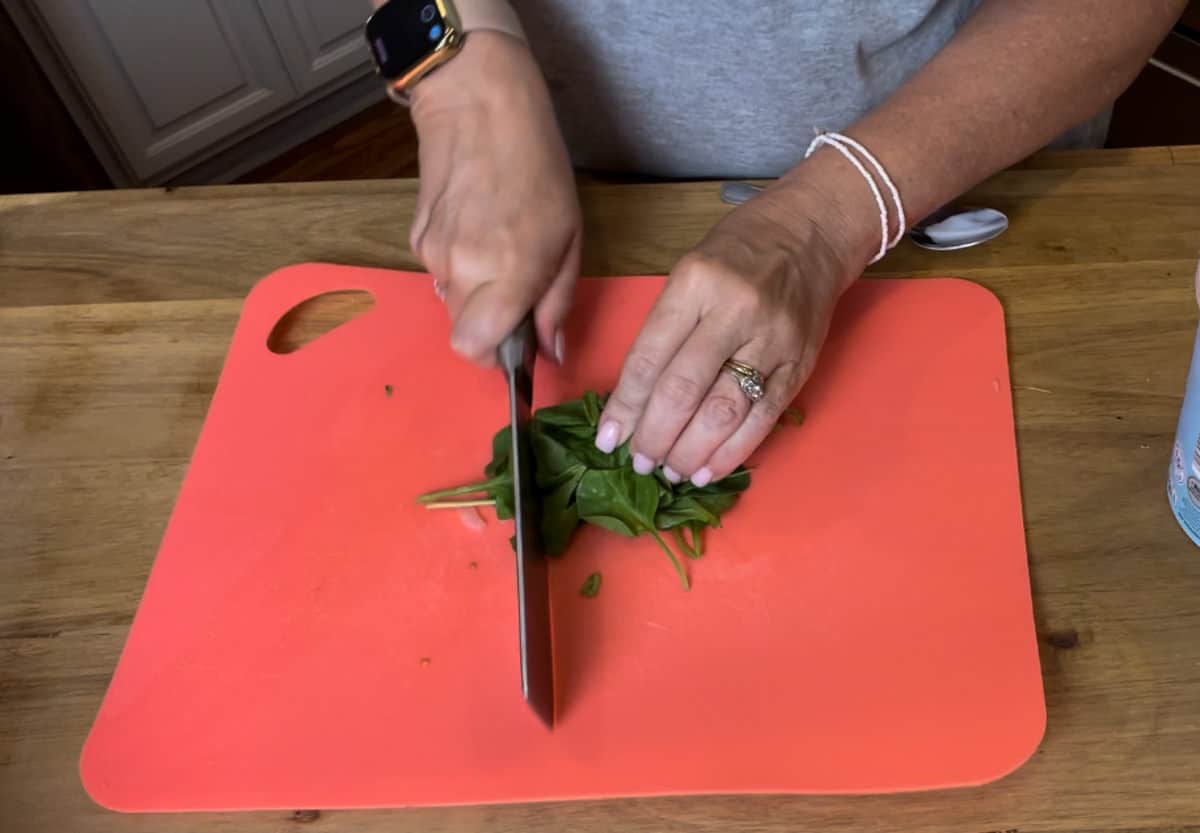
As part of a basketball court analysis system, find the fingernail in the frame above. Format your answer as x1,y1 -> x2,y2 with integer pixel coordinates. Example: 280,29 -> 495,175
663,465 -> 683,484
691,467 -> 713,488
633,453 -> 655,476
553,329 -> 565,365
596,420 -> 620,454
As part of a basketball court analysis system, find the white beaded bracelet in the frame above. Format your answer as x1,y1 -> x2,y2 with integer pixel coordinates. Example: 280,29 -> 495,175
805,131 -> 907,265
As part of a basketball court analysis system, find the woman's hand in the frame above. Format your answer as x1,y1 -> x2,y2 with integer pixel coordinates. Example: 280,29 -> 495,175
595,170 -> 874,485
408,31 -> 581,365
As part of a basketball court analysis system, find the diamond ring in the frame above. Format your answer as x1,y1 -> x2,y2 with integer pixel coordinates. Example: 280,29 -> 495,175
722,359 -> 766,403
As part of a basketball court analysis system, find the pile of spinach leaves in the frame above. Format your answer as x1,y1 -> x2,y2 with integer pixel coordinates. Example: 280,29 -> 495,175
417,391 -> 751,590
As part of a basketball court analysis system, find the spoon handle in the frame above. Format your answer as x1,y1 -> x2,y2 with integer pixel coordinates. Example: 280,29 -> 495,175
719,181 -> 766,206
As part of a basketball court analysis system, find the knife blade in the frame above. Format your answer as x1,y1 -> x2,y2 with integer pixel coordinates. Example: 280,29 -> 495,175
496,316 -> 554,729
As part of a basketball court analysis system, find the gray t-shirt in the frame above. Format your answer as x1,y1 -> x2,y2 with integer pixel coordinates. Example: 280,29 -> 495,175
513,0 -> 1110,178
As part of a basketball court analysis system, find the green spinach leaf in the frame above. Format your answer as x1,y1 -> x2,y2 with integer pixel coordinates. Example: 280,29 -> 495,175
418,391 -> 759,592
580,572 -> 602,598
541,473 -> 583,555
582,391 -> 603,427
655,495 -> 720,530
484,425 -> 512,479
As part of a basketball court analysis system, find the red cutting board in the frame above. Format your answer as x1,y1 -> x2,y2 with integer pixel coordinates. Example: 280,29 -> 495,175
81,264 -> 1043,812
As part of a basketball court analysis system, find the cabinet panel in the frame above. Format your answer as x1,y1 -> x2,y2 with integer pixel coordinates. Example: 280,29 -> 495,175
31,0 -> 297,179
87,2 -> 248,127
257,0 -> 373,93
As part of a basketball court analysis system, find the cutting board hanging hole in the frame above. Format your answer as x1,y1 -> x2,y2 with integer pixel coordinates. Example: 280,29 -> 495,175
267,290 -> 375,355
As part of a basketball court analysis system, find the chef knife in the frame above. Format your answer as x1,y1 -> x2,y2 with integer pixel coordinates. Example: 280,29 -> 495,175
496,315 -> 554,728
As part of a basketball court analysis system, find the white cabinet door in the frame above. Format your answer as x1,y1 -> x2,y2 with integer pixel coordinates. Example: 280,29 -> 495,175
257,0 -> 374,94
29,0 -> 297,180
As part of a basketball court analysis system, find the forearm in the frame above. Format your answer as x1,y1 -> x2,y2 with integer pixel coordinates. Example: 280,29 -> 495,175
785,0 -> 1186,270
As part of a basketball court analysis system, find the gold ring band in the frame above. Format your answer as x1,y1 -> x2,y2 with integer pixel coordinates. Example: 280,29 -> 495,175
722,359 -> 766,403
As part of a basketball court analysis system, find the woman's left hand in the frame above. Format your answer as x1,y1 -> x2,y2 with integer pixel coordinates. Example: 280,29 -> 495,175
593,177 -> 870,486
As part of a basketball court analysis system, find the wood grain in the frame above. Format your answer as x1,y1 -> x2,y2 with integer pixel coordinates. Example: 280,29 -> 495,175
3,147 -> 1200,833
1012,145 -> 1177,168
1173,145 -> 1200,165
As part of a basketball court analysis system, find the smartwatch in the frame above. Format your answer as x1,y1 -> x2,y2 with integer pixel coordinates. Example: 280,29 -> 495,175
364,0 -> 526,104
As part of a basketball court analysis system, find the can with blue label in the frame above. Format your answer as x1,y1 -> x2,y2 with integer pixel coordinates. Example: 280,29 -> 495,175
1168,262 -> 1200,546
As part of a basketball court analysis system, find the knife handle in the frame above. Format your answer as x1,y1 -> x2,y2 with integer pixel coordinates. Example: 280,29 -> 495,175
497,314 -> 537,373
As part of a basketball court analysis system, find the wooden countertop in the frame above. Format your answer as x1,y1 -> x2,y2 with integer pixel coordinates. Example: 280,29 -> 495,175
3,146 -> 1200,832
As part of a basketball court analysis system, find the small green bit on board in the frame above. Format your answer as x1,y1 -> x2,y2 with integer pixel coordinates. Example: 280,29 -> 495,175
772,406 -> 805,433
580,572 -> 602,598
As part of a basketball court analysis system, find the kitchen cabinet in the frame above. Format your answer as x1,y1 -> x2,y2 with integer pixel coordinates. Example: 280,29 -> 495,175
4,0 -> 379,185
258,0 -> 372,94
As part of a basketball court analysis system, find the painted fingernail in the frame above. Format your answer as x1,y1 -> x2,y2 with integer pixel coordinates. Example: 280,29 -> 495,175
596,420 -> 620,454
662,465 -> 683,484
553,329 -> 566,365
633,453 -> 655,476
691,467 -> 713,488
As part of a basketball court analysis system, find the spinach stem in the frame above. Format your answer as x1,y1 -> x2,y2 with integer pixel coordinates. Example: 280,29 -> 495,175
417,476 -> 507,504
423,499 -> 497,510
650,529 -> 690,591
672,527 -> 701,560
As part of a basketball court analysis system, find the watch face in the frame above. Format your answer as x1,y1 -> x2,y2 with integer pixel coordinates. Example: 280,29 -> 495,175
365,0 -> 448,79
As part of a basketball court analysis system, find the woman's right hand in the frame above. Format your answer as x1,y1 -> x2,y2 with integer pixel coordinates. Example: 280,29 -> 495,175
407,31 -> 582,366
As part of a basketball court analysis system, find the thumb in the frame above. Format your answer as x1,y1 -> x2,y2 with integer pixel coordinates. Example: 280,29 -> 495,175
450,281 -> 538,367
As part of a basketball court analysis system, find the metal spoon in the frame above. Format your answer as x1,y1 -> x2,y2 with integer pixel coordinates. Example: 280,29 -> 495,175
718,181 -> 1010,252
907,205 -> 1009,252
718,181 -> 768,206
